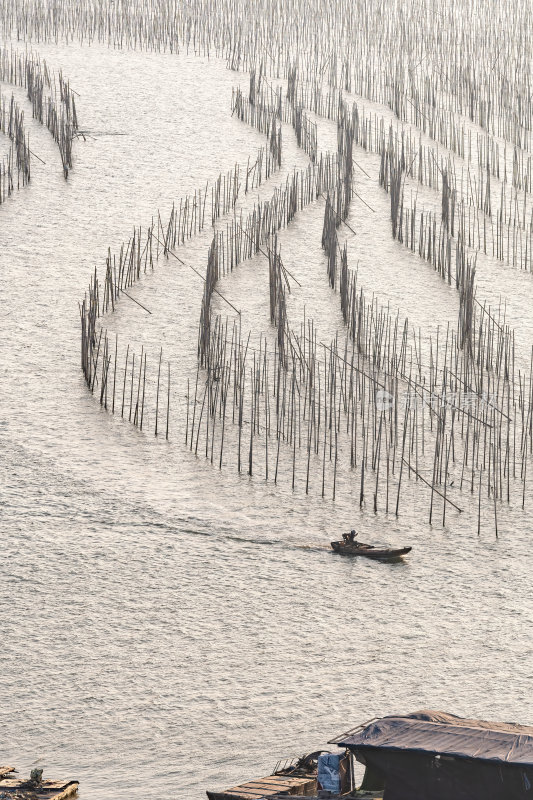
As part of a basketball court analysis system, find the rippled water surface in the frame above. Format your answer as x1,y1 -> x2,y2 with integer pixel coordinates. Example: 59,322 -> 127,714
1,40 -> 533,800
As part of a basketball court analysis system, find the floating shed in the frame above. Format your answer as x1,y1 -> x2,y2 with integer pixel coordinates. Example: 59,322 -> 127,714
335,710 -> 533,800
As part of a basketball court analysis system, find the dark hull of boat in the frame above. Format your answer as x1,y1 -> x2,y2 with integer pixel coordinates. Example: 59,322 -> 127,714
331,541 -> 412,560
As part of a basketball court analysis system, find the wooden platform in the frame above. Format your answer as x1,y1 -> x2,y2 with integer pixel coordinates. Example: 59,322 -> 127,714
206,773 -> 316,799
0,773 -> 78,800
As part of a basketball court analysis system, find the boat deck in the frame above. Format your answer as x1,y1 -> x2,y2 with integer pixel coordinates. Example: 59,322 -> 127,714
206,773 -> 316,799
0,767 -> 78,800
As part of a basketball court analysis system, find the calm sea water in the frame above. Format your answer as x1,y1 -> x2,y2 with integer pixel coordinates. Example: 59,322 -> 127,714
1,41 -> 533,800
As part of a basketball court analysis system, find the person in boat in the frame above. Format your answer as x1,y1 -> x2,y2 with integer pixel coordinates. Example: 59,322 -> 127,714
343,530 -> 358,544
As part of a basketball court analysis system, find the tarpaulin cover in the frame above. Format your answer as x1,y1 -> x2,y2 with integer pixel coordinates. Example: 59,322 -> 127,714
317,753 -> 341,792
338,710 -> 533,766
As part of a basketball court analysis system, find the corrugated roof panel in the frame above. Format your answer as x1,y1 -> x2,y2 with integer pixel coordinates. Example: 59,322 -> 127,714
338,711 -> 533,766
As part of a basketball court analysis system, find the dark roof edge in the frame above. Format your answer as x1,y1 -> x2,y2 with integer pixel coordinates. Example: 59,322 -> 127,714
340,741 -> 532,767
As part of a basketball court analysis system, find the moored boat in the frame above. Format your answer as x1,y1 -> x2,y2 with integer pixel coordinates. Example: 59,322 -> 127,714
208,710 -> 533,800
0,766 -> 78,800
206,751 -> 323,799
331,539 -> 411,561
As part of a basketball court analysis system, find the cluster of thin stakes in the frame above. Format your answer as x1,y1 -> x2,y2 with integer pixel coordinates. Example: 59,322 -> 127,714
4,0 -> 531,533
0,45 -> 79,180
0,91 -> 30,199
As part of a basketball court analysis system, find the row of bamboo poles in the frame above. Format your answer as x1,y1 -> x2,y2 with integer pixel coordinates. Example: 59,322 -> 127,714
232,82 -> 316,164
185,63 -> 530,532
189,92 -> 529,533
83,261 -> 530,534
90,141 -> 285,319
236,69 -> 533,274
0,92 -> 31,200
377,126 -> 533,274
80,130 -> 296,382
60,0 -> 533,539
196,153 -> 340,366
78,118 -> 533,536
0,44 -> 78,176
290,73 -> 533,206
192,258 -> 529,535
3,0 -> 532,159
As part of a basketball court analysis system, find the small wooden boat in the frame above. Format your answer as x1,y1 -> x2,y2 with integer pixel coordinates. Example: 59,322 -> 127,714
206,751 -> 321,799
331,539 -> 411,561
0,766 -> 78,800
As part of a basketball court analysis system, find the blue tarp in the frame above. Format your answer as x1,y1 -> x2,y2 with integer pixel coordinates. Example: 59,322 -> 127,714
317,753 -> 341,792
338,710 -> 533,766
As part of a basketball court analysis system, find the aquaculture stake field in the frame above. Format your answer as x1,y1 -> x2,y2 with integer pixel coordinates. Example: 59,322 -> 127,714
1,0 -> 533,797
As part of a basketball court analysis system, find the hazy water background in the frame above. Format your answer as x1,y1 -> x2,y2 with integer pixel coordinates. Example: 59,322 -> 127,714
1,41 -> 533,800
